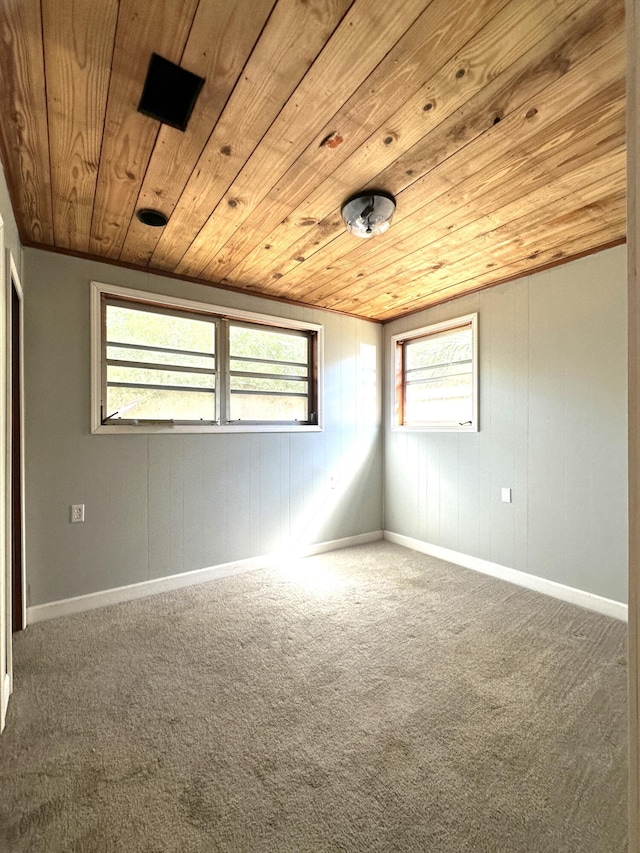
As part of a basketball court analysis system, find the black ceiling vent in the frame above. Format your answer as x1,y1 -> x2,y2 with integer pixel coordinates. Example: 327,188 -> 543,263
137,53 -> 205,132
137,208 -> 168,227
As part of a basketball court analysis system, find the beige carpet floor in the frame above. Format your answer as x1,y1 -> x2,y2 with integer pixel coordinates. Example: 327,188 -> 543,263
0,541 -> 628,852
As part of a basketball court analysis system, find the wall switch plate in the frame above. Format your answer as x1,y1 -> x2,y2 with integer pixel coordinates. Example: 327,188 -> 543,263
71,504 -> 85,523
501,488 -> 512,503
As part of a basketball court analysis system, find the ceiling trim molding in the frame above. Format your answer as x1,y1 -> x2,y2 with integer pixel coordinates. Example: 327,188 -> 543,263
21,240 -> 384,324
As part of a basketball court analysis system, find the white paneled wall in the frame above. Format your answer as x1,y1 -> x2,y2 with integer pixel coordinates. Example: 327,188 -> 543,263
384,246 -> 628,603
23,250 -> 382,606
21,243 -> 628,608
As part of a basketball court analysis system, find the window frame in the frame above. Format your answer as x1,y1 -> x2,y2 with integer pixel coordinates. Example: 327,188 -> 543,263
391,313 -> 478,433
91,282 -> 323,434
225,318 -> 316,426
101,294 -> 220,427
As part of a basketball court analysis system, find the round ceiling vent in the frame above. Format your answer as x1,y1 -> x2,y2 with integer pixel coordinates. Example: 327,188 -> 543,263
136,208 -> 168,227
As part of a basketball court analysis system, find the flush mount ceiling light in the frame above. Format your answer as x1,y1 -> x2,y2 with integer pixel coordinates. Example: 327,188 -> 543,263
136,209 -> 168,227
341,190 -> 396,238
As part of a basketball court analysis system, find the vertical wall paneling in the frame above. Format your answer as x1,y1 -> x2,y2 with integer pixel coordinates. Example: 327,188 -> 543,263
476,295 -> 492,562
22,249 -> 383,605
148,437 -> 185,579
385,429 -> 407,536
324,315 -> 346,542
457,427 -> 480,559
426,435 -> 441,544
182,436 -> 205,573
260,434 -> 283,556
335,314 -> 358,542
416,433 -> 428,544
527,271 -> 556,582
278,435 -> 290,551
437,435 -> 456,550
513,282 -> 530,575
226,435 -> 252,563
103,436 -> 149,585
541,271 -> 569,584
488,287 -> 516,568
287,432 -> 305,552
202,435 -> 219,560
384,245 -> 628,603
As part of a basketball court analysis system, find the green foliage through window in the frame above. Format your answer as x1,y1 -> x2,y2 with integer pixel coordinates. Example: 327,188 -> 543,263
100,295 -> 318,428
393,315 -> 477,430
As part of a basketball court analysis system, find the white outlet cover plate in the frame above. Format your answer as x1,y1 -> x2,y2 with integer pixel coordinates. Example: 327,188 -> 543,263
501,488 -> 512,503
71,504 -> 85,523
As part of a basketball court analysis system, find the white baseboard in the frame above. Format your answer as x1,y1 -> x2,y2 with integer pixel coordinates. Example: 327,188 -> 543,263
384,531 -> 628,622
26,530 -> 384,625
282,530 -> 383,558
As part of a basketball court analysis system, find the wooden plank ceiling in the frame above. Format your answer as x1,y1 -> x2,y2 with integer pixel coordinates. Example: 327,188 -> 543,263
0,0 -> 626,321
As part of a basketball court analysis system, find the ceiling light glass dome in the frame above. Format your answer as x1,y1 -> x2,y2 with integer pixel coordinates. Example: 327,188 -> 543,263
341,191 -> 396,238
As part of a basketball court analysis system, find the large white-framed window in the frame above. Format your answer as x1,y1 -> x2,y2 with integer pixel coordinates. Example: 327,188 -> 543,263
91,282 -> 323,433
391,313 -> 478,432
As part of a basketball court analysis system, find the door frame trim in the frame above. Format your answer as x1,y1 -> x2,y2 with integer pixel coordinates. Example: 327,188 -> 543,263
0,213 -> 7,733
7,250 -> 26,633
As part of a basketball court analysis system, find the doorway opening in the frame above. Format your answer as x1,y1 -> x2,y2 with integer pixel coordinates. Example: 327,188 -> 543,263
10,260 -> 24,633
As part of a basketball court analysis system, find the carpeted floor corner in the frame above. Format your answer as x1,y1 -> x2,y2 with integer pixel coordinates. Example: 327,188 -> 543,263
0,542 -> 628,852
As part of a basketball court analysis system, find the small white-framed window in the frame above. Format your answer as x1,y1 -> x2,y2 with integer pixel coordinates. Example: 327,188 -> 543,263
391,313 -> 478,431
91,282 -> 323,434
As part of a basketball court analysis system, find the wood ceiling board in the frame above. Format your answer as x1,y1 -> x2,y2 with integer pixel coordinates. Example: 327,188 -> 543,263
295,83 -> 626,307
253,21 -> 625,304
328,157 -> 626,313
354,189 -> 627,319
295,137 -> 625,310
376,219 -> 628,320
174,0 -> 434,279
0,0 -> 627,320
305,150 -> 626,314
119,0 -> 276,267
0,0 -> 53,244
228,0 -> 623,301
374,230 -> 627,321
198,0 -> 513,283
215,0 -> 595,288
148,0 -> 355,272
88,0 -> 201,259
363,228 -> 626,318
42,0 -> 118,251
302,169 -> 626,315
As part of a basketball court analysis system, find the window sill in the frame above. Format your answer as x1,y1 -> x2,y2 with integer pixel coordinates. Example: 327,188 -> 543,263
91,423 -> 323,435
391,423 -> 478,433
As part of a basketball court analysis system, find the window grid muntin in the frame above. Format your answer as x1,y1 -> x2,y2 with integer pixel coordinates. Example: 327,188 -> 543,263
402,324 -> 473,426
100,294 -> 317,427
102,296 -> 219,425
394,315 -> 477,431
107,359 -> 216,376
226,321 -> 313,424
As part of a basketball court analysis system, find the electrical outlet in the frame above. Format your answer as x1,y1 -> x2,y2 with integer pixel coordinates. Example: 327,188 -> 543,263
501,488 -> 512,504
71,504 -> 85,523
